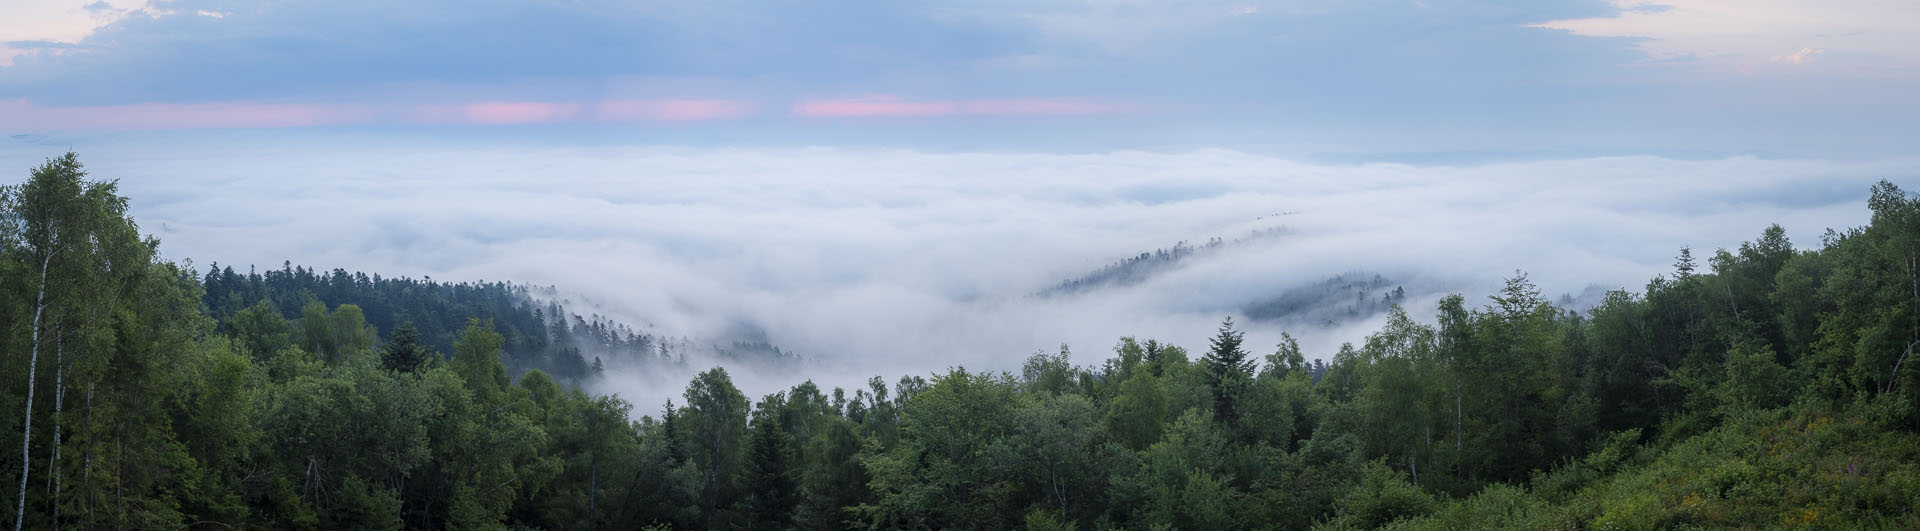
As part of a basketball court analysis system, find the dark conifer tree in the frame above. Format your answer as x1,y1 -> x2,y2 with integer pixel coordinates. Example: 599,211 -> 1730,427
745,413 -> 796,529
1202,316 -> 1255,427
381,320 -> 432,373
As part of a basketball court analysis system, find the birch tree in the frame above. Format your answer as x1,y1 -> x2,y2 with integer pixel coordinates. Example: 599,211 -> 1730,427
5,153 -> 149,529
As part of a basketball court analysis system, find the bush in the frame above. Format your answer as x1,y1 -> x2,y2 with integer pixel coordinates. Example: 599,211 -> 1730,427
1333,459 -> 1436,529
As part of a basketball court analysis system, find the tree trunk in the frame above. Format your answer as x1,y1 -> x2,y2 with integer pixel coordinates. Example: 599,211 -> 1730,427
1887,340 -> 1920,395
17,246 -> 54,531
1724,281 -> 1740,320
1454,379 -> 1463,478
82,386 -> 91,525
115,423 -> 124,524
588,456 -> 597,531
46,337 -> 64,527
1423,419 -> 1432,485
1051,466 -> 1066,521
706,431 -> 719,531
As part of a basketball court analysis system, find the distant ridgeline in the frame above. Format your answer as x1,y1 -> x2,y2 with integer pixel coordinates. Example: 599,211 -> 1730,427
197,263 -> 798,385
1242,272 -> 1408,326
1040,227 -> 1415,327
1038,238 -> 1213,296
1038,227 -> 1287,297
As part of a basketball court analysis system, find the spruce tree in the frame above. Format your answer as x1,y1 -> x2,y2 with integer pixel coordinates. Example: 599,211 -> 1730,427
745,414 -> 795,528
381,320 -> 431,373
1202,317 -> 1254,427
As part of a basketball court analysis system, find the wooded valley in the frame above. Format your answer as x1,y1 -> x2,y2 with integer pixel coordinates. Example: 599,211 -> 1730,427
5,153 -> 1919,529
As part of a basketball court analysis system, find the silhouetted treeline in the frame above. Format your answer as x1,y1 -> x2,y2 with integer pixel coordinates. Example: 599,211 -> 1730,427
1041,239 -> 1212,296
1243,272 -> 1407,326
1041,227 -> 1288,297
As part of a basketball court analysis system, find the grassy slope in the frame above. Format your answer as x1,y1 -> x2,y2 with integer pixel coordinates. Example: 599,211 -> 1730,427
1379,409 -> 1920,530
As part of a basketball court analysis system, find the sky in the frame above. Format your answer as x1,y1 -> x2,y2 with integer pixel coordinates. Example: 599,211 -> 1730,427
1,0 -> 1916,156
2,0 -> 1917,404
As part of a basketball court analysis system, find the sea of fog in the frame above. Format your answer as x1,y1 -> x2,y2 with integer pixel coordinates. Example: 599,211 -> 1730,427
3,135 -> 1906,410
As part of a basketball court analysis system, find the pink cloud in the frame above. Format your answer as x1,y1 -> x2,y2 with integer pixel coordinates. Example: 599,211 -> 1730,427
791,97 -> 1133,118
594,99 -> 755,121
792,99 -> 964,117
461,101 -> 584,124
407,101 -> 586,125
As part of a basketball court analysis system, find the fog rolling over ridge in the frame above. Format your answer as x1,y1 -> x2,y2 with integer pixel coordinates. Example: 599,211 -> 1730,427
9,141 -> 1902,408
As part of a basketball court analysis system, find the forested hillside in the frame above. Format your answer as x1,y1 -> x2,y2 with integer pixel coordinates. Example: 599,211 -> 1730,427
1242,273 -> 1408,327
196,260 -> 801,388
1039,228 -> 1286,298
1039,230 -> 1416,328
198,263 -> 653,385
4,153 -> 1920,529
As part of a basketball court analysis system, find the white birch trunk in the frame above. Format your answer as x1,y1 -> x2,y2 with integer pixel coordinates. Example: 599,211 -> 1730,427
16,243 -> 54,531
46,338 -> 63,525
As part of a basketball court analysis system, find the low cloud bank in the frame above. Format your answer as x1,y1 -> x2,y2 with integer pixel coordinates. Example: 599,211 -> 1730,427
4,139 -> 1904,408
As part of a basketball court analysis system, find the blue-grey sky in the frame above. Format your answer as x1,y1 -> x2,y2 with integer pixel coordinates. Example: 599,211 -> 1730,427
4,0 -> 1917,157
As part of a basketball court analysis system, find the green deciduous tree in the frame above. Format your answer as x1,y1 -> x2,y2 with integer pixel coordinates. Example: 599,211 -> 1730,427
451,319 -> 510,403
1107,370 -> 1168,451
682,367 -> 748,529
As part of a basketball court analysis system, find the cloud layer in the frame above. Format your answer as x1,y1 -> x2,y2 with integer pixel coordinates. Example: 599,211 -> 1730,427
1536,0 -> 1920,74
4,1 -> 1915,157
2,136 -> 1903,406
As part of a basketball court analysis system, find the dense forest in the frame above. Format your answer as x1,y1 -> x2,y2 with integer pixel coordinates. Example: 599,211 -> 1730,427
201,263 -> 621,385
4,153 -> 1920,529
196,259 -> 801,388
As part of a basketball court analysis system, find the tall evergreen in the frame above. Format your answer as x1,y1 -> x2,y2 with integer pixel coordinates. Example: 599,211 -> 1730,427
1202,316 -> 1255,427
745,408 -> 796,529
381,320 -> 432,373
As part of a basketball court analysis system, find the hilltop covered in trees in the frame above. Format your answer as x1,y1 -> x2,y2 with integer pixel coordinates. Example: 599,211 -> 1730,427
197,261 -> 802,388
1040,229 -> 1417,328
1242,273 -> 1409,327
4,153 -> 1920,529
1039,228 -> 1287,298
202,263 -> 622,384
